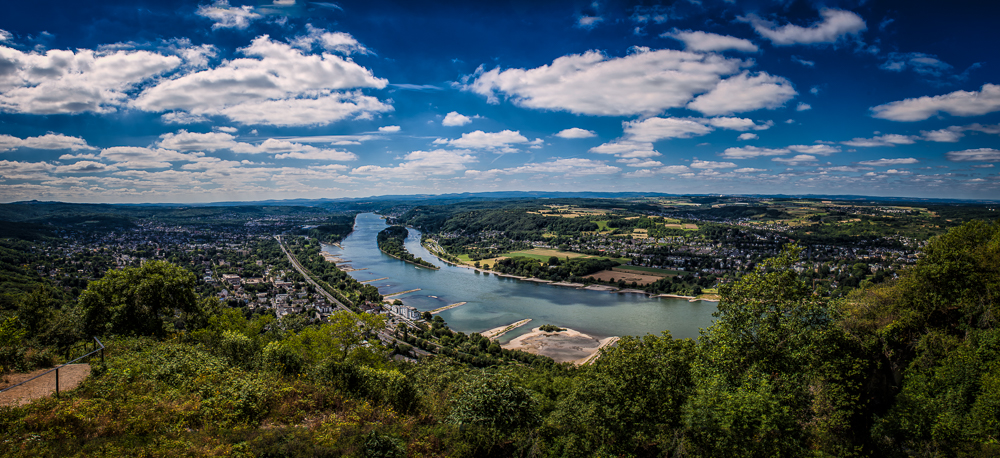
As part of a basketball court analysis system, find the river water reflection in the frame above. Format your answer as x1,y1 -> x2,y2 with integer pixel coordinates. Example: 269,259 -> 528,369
322,213 -> 717,342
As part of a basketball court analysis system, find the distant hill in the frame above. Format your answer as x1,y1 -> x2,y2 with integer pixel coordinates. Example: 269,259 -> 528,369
8,191 -> 999,209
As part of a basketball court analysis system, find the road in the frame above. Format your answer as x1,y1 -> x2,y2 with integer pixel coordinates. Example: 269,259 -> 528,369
275,235 -> 432,357
276,235 -> 351,313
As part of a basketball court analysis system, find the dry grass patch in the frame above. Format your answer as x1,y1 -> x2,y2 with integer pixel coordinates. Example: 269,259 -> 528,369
584,269 -> 661,286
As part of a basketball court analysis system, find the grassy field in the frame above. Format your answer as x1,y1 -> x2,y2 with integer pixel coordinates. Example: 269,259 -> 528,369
612,266 -> 681,276
456,254 -> 509,267
506,248 -> 629,263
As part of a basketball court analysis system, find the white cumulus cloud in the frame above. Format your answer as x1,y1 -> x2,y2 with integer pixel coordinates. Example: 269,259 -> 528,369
841,134 -> 915,147
663,29 -> 758,53
921,128 -> 963,142
292,27 -> 372,55
0,133 -> 95,152
720,146 -> 790,159
465,48 -> 744,116
738,133 -> 758,141
0,45 -> 181,114
555,128 -> 596,139
741,9 -> 866,46
99,146 -> 203,169
691,160 -> 737,169
351,149 -> 476,176
945,148 -> 1000,162
870,84 -> 1000,122
623,117 -> 712,142
788,144 -> 840,155
442,111 -> 474,126
705,117 -> 773,131
589,141 -> 659,159
857,157 -> 919,166
772,154 -> 817,165
132,35 -> 389,126
507,158 -> 619,177
434,130 -> 529,150
687,71 -> 796,116
196,1 -> 261,29
156,130 -> 358,160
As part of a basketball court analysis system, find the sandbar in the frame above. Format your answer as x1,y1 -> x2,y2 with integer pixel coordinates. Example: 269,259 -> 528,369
502,327 -> 619,365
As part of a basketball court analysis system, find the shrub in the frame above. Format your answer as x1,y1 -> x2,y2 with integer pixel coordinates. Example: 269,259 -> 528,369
220,330 -> 259,370
361,430 -> 406,458
262,340 -> 305,376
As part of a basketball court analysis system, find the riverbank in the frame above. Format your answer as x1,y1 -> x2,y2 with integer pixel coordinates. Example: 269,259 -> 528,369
501,327 -> 619,365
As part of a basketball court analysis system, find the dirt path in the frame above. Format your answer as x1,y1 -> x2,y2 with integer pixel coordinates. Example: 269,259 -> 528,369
0,364 -> 92,407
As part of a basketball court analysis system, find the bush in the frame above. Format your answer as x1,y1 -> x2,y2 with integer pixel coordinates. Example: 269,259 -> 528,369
361,430 -> 406,458
220,330 -> 259,370
262,341 -> 305,376
447,372 -> 539,431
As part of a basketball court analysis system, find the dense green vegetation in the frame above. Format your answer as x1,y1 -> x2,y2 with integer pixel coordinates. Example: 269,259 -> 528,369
490,256 -> 618,283
303,214 -> 357,243
377,226 -> 438,269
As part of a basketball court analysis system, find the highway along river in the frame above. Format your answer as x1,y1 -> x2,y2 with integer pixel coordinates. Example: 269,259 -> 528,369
322,213 -> 717,342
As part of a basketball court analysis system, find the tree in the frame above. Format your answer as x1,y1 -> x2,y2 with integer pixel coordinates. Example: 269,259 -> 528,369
78,260 -> 201,337
839,220 -> 1000,455
548,333 -> 696,456
447,371 -> 540,455
681,245 -> 867,456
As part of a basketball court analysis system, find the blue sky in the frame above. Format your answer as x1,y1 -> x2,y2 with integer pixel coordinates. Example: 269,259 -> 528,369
1,0 -> 999,203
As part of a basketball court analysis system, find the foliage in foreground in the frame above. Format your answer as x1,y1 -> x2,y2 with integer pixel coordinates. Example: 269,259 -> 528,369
3,220 -> 1000,457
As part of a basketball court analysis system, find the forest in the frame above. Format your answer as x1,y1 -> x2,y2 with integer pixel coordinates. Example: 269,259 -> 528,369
1,219 -> 998,456
376,226 -> 438,269
490,256 -> 619,282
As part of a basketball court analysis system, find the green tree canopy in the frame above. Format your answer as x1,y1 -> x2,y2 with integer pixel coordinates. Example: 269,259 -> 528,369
78,260 -> 202,337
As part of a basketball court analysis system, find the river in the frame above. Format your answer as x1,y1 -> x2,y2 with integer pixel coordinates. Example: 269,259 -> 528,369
322,213 -> 717,342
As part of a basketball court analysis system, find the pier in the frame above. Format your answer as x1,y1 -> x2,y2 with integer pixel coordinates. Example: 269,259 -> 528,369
430,302 -> 467,314
360,277 -> 389,284
480,318 -> 532,340
383,288 -> 421,297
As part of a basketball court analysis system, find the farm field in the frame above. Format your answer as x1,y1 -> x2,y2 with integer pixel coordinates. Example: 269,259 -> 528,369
506,248 -> 630,264
584,269 -> 662,286
612,266 -> 681,276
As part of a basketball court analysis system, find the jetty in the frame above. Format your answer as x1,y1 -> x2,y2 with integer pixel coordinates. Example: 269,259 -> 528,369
430,302 -> 467,314
384,288 -> 421,298
577,336 -> 620,365
360,277 -> 389,284
480,318 -> 532,340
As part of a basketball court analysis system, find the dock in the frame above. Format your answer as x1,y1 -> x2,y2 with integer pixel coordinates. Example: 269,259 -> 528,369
383,288 -> 421,297
360,277 -> 389,284
430,302 -> 467,314
480,318 -> 532,341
